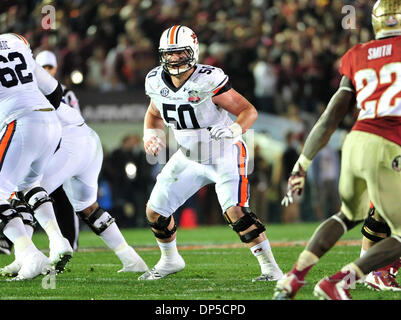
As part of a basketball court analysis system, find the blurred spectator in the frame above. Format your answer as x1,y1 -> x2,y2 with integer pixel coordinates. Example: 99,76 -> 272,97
203,42 -> 228,70
105,134 -> 153,227
1,0 -> 375,118
279,131 -> 300,223
196,185 -> 222,225
86,46 -> 108,90
311,145 -> 341,220
251,45 -> 277,114
276,51 -> 301,114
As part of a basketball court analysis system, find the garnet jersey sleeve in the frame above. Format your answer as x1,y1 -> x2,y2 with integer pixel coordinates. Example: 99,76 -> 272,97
340,49 -> 352,80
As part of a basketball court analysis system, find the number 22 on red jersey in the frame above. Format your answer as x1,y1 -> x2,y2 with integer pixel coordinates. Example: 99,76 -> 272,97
340,35 -> 401,120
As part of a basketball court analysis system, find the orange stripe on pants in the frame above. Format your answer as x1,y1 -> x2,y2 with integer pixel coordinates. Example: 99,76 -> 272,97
236,141 -> 248,207
0,121 -> 16,170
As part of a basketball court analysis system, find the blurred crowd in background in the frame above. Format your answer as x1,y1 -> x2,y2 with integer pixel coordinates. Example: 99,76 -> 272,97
1,0 -> 373,227
1,0 -> 373,115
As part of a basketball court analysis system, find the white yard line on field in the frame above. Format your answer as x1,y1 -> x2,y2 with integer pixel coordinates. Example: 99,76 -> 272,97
73,239 -> 362,253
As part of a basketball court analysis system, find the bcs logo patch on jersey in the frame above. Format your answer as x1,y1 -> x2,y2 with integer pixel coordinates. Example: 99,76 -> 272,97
188,90 -> 200,103
160,87 -> 169,97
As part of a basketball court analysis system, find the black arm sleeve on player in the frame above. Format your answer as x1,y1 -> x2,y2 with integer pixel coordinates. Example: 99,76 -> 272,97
45,82 -> 63,109
213,80 -> 232,97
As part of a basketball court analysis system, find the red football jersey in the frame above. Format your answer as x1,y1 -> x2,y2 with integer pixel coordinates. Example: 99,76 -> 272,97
340,35 -> 401,146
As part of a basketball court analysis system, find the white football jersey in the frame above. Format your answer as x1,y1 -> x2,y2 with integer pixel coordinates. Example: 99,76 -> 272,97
145,64 -> 237,160
56,101 -> 85,128
0,33 -> 58,125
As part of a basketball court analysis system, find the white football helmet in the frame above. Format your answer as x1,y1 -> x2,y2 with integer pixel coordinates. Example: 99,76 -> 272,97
1,33 -> 30,48
159,25 -> 199,76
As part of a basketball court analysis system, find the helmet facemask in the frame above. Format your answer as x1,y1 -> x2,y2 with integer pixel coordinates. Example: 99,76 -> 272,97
159,47 -> 195,76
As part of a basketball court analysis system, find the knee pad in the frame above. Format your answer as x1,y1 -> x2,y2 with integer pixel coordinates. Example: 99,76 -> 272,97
0,204 -> 22,232
23,187 -> 53,211
147,215 -> 177,239
10,199 -> 37,230
361,212 -> 391,243
77,207 -> 115,235
225,207 -> 266,243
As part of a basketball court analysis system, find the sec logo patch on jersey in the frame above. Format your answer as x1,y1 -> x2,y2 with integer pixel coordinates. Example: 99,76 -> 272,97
160,87 -> 169,97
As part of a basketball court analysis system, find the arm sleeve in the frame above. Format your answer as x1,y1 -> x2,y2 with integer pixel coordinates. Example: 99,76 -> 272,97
213,80 -> 232,96
45,83 -> 63,109
34,61 -> 58,95
211,68 -> 230,96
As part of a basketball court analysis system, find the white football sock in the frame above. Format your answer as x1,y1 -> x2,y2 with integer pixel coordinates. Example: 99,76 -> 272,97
99,222 -> 128,252
296,250 -> 319,271
250,240 -> 279,274
24,224 -> 34,239
157,239 -> 180,261
33,202 -> 63,241
3,218 -> 35,258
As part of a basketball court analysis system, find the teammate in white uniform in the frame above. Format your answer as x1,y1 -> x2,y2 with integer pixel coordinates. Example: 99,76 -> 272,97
40,51 -> 147,272
0,51 -> 149,275
139,25 -> 283,281
0,33 -> 73,280
34,50 -> 80,250
35,50 -> 80,111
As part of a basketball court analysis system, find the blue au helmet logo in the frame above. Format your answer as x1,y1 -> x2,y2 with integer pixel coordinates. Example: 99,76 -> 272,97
160,87 -> 169,97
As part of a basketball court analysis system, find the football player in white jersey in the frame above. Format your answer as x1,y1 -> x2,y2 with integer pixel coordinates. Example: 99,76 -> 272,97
0,33 -> 73,280
35,50 -> 80,111
37,51 -> 147,272
139,25 -> 283,281
0,103 -> 149,276
35,50 -> 80,250
0,51 -> 149,276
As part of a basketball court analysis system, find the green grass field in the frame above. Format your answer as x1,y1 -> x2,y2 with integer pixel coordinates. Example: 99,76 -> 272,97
0,222 -> 399,301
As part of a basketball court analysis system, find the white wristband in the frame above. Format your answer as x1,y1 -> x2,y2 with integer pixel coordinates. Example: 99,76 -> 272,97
143,128 -> 164,142
229,122 -> 243,138
292,154 -> 312,172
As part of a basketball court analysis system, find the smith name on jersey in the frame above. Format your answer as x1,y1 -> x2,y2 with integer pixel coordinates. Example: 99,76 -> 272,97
340,34 -> 401,146
145,64 -> 236,161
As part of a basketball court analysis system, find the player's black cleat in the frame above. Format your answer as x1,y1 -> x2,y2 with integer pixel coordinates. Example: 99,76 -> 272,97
0,236 -> 13,255
53,254 -> 72,274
